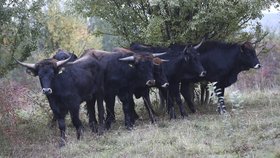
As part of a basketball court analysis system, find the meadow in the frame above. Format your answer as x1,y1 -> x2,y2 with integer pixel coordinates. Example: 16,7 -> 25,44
1,36 -> 280,158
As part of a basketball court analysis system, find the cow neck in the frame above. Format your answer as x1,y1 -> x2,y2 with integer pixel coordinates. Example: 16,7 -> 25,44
225,48 -> 245,79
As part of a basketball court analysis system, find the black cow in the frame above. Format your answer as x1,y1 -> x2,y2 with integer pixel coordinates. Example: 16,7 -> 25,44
180,41 -> 261,114
85,48 -> 164,129
52,49 -> 78,61
15,53 -> 105,147
48,49 -> 78,127
113,48 -> 169,124
133,57 -> 170,123
130,40 -> 206,119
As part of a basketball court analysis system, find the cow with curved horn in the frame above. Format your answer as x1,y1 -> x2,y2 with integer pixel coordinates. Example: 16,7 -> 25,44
179,40 -> 261,114
15,53 -> 105,147
112,48 -> 169,124
130,38 -> 206,119
84,48 -> 166,129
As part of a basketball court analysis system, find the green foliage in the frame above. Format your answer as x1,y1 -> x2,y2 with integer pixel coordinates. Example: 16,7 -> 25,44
0,0 -> 45,77
0,0 -> 103,77
73,0 -> 279,46
45,0 -> 102,55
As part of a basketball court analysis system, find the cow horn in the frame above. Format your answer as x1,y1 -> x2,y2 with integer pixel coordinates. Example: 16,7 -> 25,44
56,57 -> 71,67
161,59 -> 169,62
152,52 -> 166,57
14,57 -> 36,69
119,55 -> 135,61
183,45 -> 191,53
194,38 -> 205,49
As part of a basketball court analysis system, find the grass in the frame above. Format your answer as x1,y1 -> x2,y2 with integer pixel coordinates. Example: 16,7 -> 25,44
1,89 -> 280,158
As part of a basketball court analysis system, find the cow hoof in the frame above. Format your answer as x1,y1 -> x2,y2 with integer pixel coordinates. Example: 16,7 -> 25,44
98,125 -> 105,135
151,116 -> 158,124
168,108 -> 176,119
190,108 -> 197,113
59,138 -> 66,148
126,125 -> 133,131
77,127 -> 83,140
92,126 -> 98,133
217,107 -> 227,114
105,122 -> 111,130
169,114 -> 176,120
181,114 -> 188,119
89,122 -> 98,133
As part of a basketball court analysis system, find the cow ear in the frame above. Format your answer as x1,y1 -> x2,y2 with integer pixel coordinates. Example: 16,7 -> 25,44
153,57 -> 162,65
241,42 -> 253,53
26,68 -> 37,76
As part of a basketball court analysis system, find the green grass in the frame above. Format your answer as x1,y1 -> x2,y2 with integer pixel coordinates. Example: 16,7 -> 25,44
1,90 -> 280,158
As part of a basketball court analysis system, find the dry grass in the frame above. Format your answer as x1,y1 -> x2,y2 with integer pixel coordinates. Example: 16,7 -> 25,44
1,89 -> 280,158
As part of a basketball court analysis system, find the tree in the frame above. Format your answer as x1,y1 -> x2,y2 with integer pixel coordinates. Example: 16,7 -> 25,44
73,0 -> 279,46
0,0 -> 46,76
44,0 -> 102,55
0,0 -> 102,77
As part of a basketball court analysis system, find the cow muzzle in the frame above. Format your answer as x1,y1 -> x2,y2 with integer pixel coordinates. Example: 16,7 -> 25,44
161,82 -> 169,88
146,80 -> 156,86
42,88 -> 53,95
199,71 -> 207,77
254,64 -> 261,69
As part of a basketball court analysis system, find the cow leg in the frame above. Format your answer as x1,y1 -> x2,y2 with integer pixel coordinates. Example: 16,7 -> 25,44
47,97 -> 68,147
160,88 -> 176,119
118,92 -> 134,130
200,83 -> 206,105
171,83 -> 187,118
55,110 -> 68,147
69,105 -> 83,140
86,98 -> 98,133
96,94 -> 105,135
130,99 -> 140,121
142,89 -> 156,123
200,82 -> 209,105
204,86 -> 210,105
105,93 -> 116,130
214,83 -> 226,114
158,88 -> 167,113
180,82 -> 196,113
129,100 -> 137,125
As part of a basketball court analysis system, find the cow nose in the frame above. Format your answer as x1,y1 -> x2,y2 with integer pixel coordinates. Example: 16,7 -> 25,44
42,88 -> 52,95
254,64 -> 261,69
161,82 -> 169,88
146,80 -> 155,86
199,71 -> 207,77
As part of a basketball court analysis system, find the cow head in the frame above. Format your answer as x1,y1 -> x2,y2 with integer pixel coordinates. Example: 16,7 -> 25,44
15,57 -> 71,95
152,57 -> 169,88
52,49 -> 78,61
239,42 -> 261,70
119,53 -> 167,86
182,40 -> 206,77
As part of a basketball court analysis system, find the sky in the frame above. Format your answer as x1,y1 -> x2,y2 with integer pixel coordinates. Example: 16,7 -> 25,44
261,5 -> 280,32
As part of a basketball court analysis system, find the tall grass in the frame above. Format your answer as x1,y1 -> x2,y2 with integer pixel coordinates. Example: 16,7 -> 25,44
1,86 -> 280,157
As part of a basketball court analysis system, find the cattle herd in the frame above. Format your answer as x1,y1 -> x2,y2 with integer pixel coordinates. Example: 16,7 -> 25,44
15,39 -> 261,147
